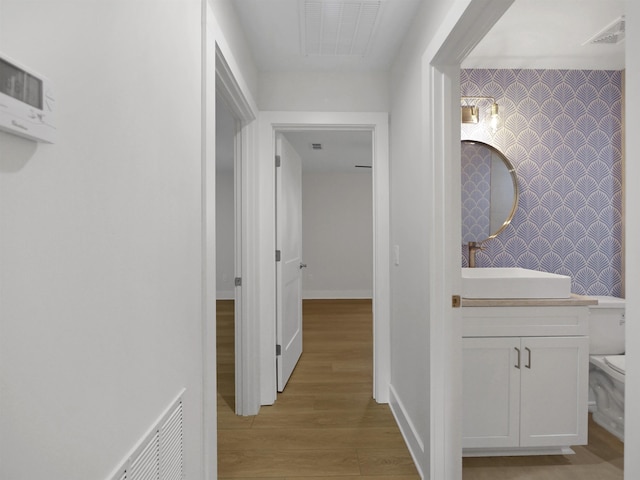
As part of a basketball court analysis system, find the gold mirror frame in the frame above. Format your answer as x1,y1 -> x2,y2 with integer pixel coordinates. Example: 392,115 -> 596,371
461,140 -> 519,243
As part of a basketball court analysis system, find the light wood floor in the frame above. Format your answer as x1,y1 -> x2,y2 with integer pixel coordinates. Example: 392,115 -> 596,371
216,299 -> 420,479
462,414 -> 624,479
217,299 -> 624,479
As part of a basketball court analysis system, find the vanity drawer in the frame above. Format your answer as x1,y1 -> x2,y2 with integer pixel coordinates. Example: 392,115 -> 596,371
462,306 -> 588,337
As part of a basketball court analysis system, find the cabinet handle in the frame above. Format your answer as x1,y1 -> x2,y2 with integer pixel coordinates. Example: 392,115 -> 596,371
525,347 -> 532,369
515,347 -> 521,369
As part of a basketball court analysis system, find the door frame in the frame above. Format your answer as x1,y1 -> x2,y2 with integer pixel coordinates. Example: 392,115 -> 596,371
214,43 -> 260,417
421,1 -> 514,477
204,20 -> 260,480
257,111 -> 390,405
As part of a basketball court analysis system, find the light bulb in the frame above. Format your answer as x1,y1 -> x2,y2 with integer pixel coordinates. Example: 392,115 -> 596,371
489,103 -> 499,133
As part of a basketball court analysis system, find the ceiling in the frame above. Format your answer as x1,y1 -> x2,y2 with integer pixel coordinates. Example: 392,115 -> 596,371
232,0 -> 626,73
463,0 -> 625,70
231,0 -> 422,72
222,0 -> 626,173
283,130 -> 372,172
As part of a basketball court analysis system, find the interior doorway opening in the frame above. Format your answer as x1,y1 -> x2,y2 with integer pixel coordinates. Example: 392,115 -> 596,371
274,130 -> 375,393
215,89 -> 240,415
256,112 -> 390,407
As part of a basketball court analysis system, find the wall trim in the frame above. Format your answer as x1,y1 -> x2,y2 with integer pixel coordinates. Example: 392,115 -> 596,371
421,0 -> 514,478
204,4 -> 261,478
388,384 -> 425,479
302,290 -> 373,299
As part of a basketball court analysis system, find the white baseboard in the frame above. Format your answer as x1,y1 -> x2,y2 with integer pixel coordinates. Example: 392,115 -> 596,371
218,291 -> 372,301
389,384 -> 425,479
463,446 -> 575,457
302,290 -> 373,299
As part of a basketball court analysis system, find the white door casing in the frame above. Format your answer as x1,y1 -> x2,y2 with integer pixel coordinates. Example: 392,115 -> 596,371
208,5 -> 261,431
258,111 -> 389,406
275,134 -> 304,391
423,1 -> 514,477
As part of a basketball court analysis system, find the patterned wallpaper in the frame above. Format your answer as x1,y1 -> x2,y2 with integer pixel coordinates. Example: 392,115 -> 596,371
461,143 -> 492,243
461,69 -> 624,297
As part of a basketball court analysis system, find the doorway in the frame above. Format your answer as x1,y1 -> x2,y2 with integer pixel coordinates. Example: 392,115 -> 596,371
255,112 -> 390,406
215,90 -> 239,416
275,130 -> 375,393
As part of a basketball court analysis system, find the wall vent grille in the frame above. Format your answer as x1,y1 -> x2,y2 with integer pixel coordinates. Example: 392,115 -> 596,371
584,16 -> 625,45
108,390 -> 184,480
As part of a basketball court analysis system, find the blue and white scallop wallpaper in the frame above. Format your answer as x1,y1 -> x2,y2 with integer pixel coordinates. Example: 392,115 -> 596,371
461,69 -> 624,297
461,143 -> 492,243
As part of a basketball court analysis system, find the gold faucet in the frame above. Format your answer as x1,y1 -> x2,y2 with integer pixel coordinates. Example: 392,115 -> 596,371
468,241 -> 483,268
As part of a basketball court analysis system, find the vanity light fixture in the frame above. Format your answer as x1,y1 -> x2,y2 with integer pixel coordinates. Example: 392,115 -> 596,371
461,105 -> 479,124
461,96 -> 500,132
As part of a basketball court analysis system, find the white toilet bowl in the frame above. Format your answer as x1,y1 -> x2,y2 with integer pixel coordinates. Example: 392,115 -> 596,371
588,296 -> 625,441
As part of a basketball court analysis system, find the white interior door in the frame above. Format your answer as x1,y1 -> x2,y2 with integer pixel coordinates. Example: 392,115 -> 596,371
275,134 -> 303,391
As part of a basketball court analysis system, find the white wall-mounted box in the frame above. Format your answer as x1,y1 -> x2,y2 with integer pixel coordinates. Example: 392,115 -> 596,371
0,53 -> 55,143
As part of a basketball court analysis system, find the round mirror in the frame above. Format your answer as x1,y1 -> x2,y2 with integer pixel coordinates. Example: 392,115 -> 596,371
461,140 -> 518,244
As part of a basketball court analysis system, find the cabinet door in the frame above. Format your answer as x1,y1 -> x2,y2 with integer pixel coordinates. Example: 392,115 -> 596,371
519,336 -> 589,447
462,337 -> 520,449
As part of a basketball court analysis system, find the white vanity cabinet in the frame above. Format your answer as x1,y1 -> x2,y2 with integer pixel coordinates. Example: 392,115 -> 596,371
462,302 -> 592,456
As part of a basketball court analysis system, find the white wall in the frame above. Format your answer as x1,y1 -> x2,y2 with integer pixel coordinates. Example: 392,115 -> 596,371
208,0 -> 259,104
216,171 -> 235,298
625,3 -> 640,478
215,93 -> 236,299
301,172 -> 373,299
387,0 -> 463,476
0,2 -> 205,479
258,71 -> 389,112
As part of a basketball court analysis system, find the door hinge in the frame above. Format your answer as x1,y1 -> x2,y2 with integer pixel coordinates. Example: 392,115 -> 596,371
452,295 -> 461,308
276,250 -> 281,262
276,344 -> 281,356
234,277 -> 242,287
275,155 -> 281,167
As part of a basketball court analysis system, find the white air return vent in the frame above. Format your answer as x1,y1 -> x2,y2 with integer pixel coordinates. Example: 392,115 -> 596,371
108,391 -> 184,480
584,16 -> 625,45
301,0 -> 382,56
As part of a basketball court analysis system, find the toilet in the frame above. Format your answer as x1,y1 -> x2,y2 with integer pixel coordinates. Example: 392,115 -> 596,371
588,295 -> 626,441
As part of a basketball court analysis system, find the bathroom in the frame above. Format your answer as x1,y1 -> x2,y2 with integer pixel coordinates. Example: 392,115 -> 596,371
459,8 -> 626,465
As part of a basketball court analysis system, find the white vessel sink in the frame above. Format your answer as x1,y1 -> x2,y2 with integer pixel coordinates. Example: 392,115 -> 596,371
461,267 -> 572,299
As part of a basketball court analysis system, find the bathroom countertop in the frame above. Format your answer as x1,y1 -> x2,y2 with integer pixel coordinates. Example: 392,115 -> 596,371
461,294 -> 598,307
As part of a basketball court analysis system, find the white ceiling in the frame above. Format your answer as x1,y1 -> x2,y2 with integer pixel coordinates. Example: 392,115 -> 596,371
283,130 -> 372,173
232,0 -> 422,72
232,0 -> 626,73
463,0 -> 625,70
223,0 -> 626,173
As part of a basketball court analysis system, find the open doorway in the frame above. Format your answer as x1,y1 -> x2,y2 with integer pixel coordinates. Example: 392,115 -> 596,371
215,90 -> 239,421
275,130 -> 374,393
255,112 -> 389,406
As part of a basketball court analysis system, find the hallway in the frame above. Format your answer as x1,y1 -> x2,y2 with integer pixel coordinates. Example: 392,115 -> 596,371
216,299 -> 420,479
217,299 -> 625,479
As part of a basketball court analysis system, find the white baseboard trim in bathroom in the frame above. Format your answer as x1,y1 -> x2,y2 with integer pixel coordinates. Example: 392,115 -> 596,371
106,388 -> 186,480
302,290 -> 373,299
389,384 -> 425,479
463,446 -> 575,457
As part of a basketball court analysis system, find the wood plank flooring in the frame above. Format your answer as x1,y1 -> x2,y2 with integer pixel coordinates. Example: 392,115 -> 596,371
217,299 -> 624,479
462,414 -> 624,479
216,299 -> 420,479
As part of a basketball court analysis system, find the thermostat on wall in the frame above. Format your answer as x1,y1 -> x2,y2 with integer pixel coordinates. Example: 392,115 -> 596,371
0,52 -> 55,143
